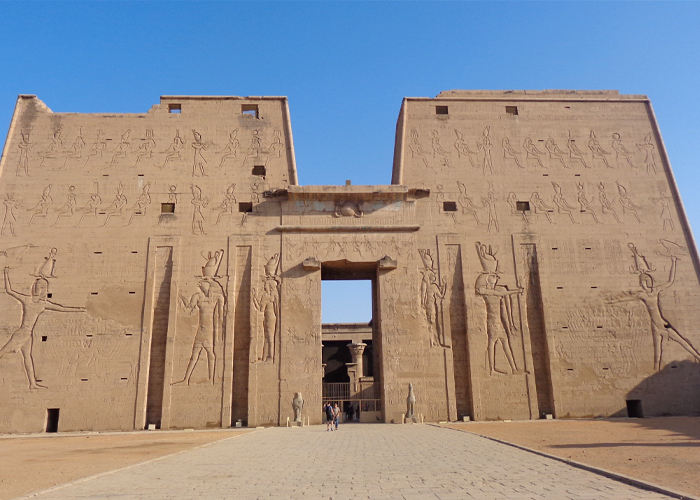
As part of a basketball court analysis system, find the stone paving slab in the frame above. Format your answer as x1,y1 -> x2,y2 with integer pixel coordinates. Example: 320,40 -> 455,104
17,424 -> 677,500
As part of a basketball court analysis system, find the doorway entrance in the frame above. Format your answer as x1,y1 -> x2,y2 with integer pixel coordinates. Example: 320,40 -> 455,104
320,261 -> 381,423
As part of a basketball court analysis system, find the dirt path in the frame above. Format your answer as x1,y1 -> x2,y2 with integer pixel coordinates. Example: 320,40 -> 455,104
447,417 -> 700,498
0,429 -> 251,500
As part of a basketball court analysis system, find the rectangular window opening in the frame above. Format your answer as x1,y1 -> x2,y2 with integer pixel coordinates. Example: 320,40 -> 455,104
516,201 -> 530,212
161,203 -> 175,214
168,104 -> 181,114
556,287 -> 563,290
443,201 -> 457,212
435,105 -> 449,115
239,202 -> 253,213
45,408 -> 60,433
41,336 -> 47,342
506,106 -> 518,115
47,293 -> 52,298
242,104 -> 259,118
252,165 -> 266,177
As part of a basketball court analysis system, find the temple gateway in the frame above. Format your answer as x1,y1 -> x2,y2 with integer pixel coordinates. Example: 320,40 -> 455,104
0,90 -> 699,433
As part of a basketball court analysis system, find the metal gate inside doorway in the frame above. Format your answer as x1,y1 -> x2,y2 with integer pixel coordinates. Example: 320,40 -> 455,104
322,382 -> 381,423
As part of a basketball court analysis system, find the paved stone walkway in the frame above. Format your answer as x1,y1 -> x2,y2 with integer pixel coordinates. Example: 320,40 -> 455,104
20,424 -> 675,500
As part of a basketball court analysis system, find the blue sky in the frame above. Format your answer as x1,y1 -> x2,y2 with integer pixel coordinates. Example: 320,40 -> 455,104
0,1 -> 698,322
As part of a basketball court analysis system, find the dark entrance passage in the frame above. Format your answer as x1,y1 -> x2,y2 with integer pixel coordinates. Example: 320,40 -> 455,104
45,408 -> 60,433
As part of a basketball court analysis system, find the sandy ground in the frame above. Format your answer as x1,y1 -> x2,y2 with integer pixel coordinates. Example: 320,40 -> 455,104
446,417 -> 700,498
0,429 -> 251,500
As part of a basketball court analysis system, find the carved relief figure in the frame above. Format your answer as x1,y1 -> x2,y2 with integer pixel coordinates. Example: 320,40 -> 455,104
523,137 -> 545,168
616,182 -> 643,223
252,254 -> 281,363
191,130 -> 211,176
173,251 -> 226,385
190,185 -> 209,235
481,185 -> 499,233
502,137 -> 522,168
162,130 -> 184,168
418,249 -> 447,347
16,130 -> 32,176
567,131 -> 589,168
545,137 -> 567,168
215,184 -> 237,225
109,130 -> 131,167
63,128 -> 85,168
611,133 -> 635,168
637,134 -> 657,175
608,243 -> 700,371
40,129 -> 63,167
1,251 -> 86,389
588,130 -> 611,168
507,192 -> 528,223
2,194 -> 19,236
457,181 -> 483,224
53,186 -> 77,226
551,182 -> 578,224
453,129 -> 477,168
243,130 -> 262,167
133,129 -> 156,168
102,182 -> 127,226
576,182 -> 601,223
652,190 -> 674,232
477,126 -> 494,175
598,183 -> 621,223
77,182 -> 101,227
218,130 -> 239,169
430,130 -> 450,167
84,129 -> 107,168
28,185 -> 52,226
529,192 -> 553,223
127,183 -> 152,225
474,242 -> 525,375
406,383 -> 416,418
260,130 -> 284,164
408,128 -> 428,167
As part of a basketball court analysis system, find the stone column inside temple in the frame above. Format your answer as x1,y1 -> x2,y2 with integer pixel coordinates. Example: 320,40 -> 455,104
347,342 -> 367,395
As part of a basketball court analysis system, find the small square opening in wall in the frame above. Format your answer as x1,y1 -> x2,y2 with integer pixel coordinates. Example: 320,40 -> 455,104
41,336 -> 47,342
242,104 -> 259,118
435,105 -> 449,115
506,106 -> 518,115
239,202 -> 253,213
161,203 -> 175,214
626,399 -> 644,418
443,201 -> 457,212
168,104 -> 181,114
516,201 -> 530,211
252,165 -> 266,177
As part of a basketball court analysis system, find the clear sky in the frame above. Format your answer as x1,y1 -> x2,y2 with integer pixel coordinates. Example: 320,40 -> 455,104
0,1 -> 698,322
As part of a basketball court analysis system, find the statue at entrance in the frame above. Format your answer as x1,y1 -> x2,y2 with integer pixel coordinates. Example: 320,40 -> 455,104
406,383 -> 416,419
292,392 -> 304,423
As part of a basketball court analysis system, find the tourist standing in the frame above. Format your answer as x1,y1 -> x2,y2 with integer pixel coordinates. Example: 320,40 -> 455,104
324,403 -> 334,431
333,403 -> 340,430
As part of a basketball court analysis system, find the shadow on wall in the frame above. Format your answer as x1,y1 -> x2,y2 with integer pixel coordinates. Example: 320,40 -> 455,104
625,359 -> 700,419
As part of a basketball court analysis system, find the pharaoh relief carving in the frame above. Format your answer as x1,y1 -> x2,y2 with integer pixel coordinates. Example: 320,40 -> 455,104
477,127 -> 493,175
77,182 -> 101,227
474,242 -> 525,376
598,183 -> 622,223
162,130 -> 185,169
109,130 -> 131,167
408,128 -> 428,168
16,130 -> 32,176
28,185 -> 52,226
241,129 -> 282,168
39,129 -> 63,168
636,134 -> 658,174
133,129 -> 156,168
215,184 -> 237,225
616,182 -> 643,223
252,254 -> 281,364
611,133 -> 635,169
607,241 -> 700,371
652,190 -> 675,232
102,182 -> 127,226
588,130 -> 611,168
523,137 -> 545,168
418,249 -> 447,348
191,130 -> 212,177
482,183 -> 499,233
190,185 -> 209,235
430,130 -> 450,167
218,130 -> 239,169
567,131 -> 589,168
457,182 -> 484,225
576,182 -> 601,223
173,250 -> 226,386
2,194 -> 20,236
453,130 -> 477,168
85,129 -> 107,168
63,128 -> 86,168
127,183 -> 151,226
529,192 -> 553,223
551,182 -> 577,224
507,192 -> 528,223
0,248 -> 86,389
545,137 -> 567,168
502,137 -> 522,169
53,186 -> 77,227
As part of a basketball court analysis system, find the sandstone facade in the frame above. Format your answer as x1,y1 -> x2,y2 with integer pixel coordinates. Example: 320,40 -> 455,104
0,90 -> 698,433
